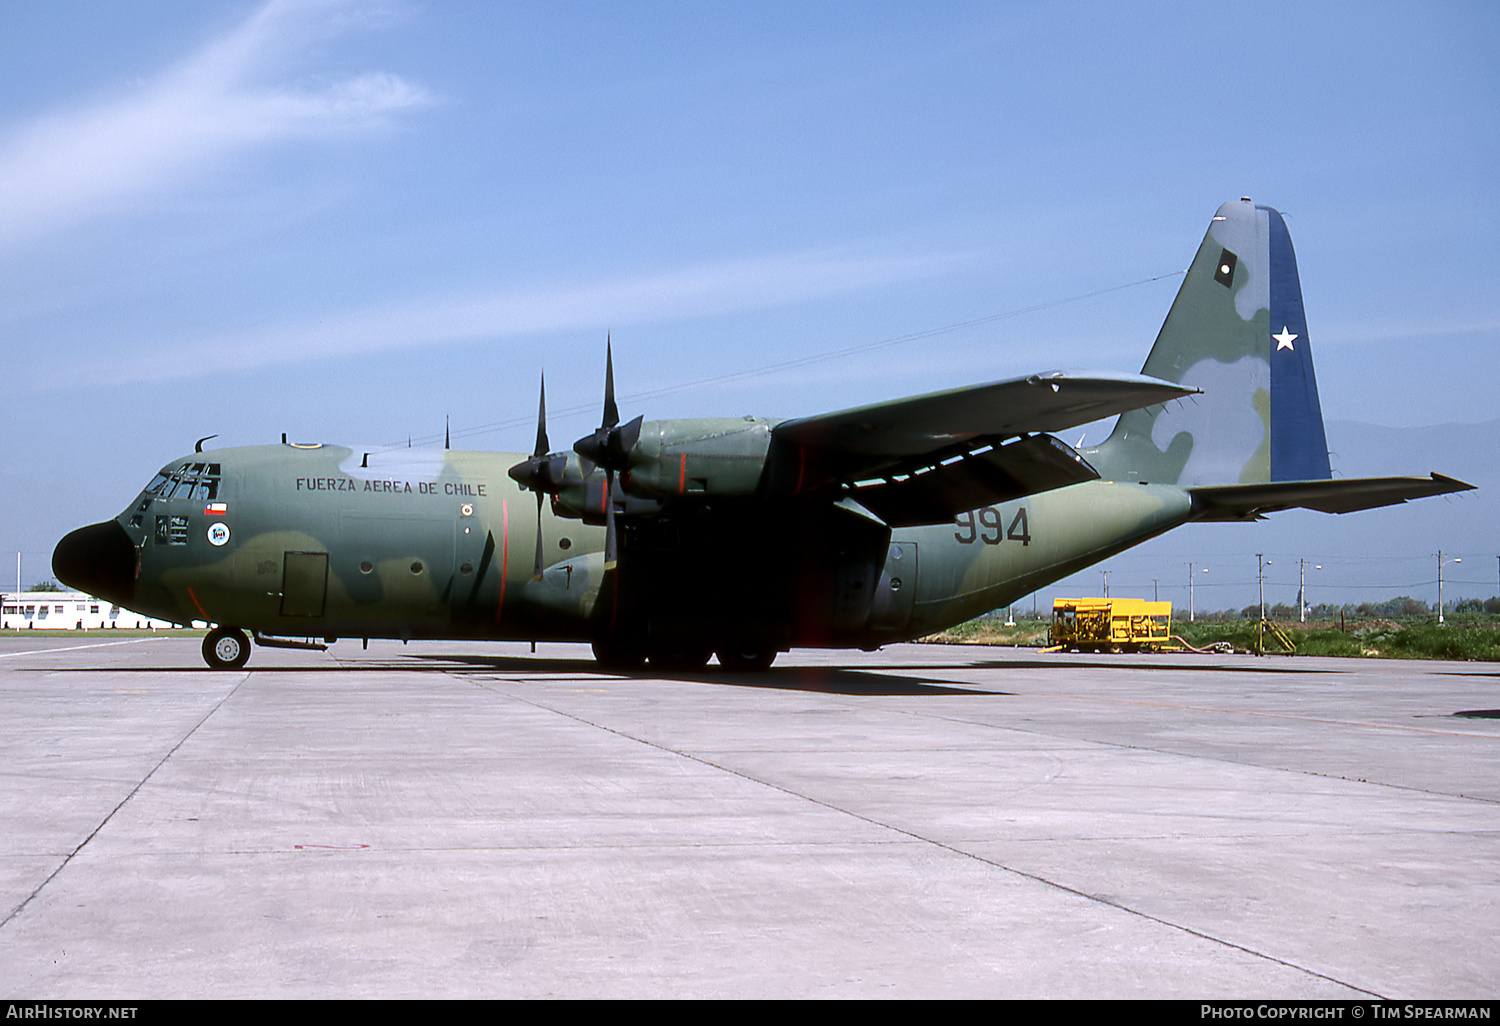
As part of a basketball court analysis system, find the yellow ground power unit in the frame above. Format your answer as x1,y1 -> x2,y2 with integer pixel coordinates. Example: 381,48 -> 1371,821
1050,598 -> 1173,652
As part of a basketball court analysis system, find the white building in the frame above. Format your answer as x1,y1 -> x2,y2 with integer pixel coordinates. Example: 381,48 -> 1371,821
1,590 -> 181,630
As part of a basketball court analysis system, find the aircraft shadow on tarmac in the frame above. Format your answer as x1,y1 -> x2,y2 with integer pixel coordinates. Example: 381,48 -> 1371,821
25,653 -> 1006,695
406,653 -> 1010,696
962,657 -> 1343,675
36,649 -> 1351,691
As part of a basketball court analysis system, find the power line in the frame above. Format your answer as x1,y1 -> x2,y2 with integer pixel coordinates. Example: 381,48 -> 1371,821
392,269 -> 1187,449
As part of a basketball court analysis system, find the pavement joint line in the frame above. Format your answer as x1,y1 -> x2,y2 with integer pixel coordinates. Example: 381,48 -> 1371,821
864,689 -> 1500,806
465,672 -> 1388,1000
0,672 -> 251,931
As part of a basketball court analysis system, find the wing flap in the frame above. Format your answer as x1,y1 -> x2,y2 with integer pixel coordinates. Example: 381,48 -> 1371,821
848,433 -> 1099,527
766,370 -> 1194,496
1189,474 -> 1474,521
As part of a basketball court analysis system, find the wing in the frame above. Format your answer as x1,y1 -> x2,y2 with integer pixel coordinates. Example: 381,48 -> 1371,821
765,370 -> 1197,525
1189,474 -> 1475,521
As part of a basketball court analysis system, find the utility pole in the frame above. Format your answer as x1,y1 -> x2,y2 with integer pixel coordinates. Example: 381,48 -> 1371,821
1100,570 -> 1110,599
1298,559 -> 1322,622
1257,554 -> 1270,620
1437,551 -> 1461,624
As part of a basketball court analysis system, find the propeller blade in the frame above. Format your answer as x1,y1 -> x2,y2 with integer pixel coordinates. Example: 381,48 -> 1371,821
532,491 -> 546,581
616,413 -> 644,455
510,375 -> 568,493
602,334 -> 619,430
533,374 -> 549,458
603,470 -> 618,571
573,343 -> 641,473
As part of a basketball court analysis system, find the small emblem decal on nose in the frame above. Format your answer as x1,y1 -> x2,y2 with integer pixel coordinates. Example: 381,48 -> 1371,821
207,522 -> 231,547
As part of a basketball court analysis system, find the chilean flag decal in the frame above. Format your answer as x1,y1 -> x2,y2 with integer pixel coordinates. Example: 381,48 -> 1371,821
204,502 -> 228,515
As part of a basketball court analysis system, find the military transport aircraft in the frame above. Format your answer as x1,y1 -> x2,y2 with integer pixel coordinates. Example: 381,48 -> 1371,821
54,199 -> 1472,671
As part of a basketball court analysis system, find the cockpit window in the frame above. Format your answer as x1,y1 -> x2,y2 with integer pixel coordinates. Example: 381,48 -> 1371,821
154,514 -> 190,545
143,462 -> 222,504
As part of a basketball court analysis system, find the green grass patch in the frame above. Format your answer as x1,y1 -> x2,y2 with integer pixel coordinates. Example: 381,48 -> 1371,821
925,617 -> 1500,660
923,618 -> 1051,647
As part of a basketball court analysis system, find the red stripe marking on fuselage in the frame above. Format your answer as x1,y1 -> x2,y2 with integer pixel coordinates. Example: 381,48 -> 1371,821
495,499 -> 509,622
185,585 -> 208,619
679,452 -> 687,494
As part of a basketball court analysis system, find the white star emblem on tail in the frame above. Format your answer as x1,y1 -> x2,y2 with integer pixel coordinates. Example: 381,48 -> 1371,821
1273,326 -> 1298,350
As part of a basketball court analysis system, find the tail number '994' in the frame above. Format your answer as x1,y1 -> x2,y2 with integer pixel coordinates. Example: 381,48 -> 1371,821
954,506 -> 1030,546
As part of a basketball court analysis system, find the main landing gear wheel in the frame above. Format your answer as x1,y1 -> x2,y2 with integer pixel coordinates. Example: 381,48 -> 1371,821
592,637 -> 647,672
202,626 -> 251,670
648,641 -> 713,673
715,647 -> 777,673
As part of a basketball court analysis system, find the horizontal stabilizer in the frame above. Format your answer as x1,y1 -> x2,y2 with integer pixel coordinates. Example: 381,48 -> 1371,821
767,370 -> 1193,497
1189,474 -> 1474,521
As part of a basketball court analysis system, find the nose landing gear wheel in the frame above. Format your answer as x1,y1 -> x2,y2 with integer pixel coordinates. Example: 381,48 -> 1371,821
203,626 -> 251,670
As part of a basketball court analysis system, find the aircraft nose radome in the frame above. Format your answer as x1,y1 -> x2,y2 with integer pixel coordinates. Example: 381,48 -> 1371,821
52,520 -> 136,605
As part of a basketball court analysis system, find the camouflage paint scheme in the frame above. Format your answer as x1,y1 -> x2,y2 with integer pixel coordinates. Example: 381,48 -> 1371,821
54,200 -> 1471,670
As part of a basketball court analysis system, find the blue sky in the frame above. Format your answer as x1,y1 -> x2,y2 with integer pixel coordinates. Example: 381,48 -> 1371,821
3,0 -> 1496,609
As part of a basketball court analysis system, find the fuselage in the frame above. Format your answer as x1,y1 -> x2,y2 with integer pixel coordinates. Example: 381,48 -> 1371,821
53,441 -> 1197,653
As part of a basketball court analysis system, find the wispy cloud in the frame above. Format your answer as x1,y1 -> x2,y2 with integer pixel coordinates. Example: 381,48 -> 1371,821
54,246 -> 969,387
0,0 -> 430,249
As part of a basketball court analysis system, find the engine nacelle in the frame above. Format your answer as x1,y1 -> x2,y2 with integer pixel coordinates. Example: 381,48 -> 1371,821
621,416 -> 776,499
547,417 -> 777,523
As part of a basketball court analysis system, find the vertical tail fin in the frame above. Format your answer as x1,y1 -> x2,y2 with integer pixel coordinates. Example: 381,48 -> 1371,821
1088,199 -> 1331,486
